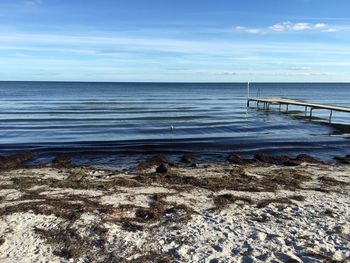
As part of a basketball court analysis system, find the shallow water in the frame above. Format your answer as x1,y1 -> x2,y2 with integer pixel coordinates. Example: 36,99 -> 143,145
0,82 -> 349,168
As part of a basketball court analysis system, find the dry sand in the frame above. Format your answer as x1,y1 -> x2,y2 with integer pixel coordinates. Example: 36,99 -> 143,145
0,162 -> 349,262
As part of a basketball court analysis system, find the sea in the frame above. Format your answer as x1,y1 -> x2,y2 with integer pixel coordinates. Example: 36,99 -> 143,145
0,82 -> 349,169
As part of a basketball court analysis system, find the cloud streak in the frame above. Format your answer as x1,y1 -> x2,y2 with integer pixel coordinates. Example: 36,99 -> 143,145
218,70 -> 335,77
0,28 -> 349,81
25,0 -> 42,6
2,31 -> 350,56
270,22 -> 328,31
235,21 -> 339,34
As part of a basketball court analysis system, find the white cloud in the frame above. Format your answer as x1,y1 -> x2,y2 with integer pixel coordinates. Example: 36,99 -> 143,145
323,28 -> 338,32
235,21 -> 338,34
222,71 -> 238,75
235,26 -> 263,34
314,23 -> 327,29
215,70 -> 336,77
288,66 -> 312,71
270,22 -> 331,32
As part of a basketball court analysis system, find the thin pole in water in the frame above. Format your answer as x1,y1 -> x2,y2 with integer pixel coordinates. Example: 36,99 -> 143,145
247,82 -> 250,99
246,82 -> 250,108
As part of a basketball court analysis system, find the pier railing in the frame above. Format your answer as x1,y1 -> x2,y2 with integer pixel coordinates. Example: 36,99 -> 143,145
247,97 -> 350,123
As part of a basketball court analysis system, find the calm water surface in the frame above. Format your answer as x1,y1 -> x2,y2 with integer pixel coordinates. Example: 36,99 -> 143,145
0,82 -> 349,168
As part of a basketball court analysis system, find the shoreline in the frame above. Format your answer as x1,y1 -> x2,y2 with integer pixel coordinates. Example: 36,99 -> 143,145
2,149 -> 350,171
0,154 -> 349,262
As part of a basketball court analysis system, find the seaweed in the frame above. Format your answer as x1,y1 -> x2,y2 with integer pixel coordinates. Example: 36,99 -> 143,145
210,194 -> 253,211
131,252 -> 174,263
34,224 -> 122,262
131,193 -> 196,225
257,197 -> 295,209
319,176 -> 348,187
303,252 -> 341,263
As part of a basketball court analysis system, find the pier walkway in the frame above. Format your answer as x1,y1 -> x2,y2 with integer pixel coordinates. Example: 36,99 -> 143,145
247,97 -> 350,123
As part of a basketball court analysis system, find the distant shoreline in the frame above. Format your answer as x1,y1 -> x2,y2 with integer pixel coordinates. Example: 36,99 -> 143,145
1,80 -> 350,84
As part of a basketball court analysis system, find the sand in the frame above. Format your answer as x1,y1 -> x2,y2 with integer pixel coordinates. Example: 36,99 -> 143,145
0,162 -> 349,262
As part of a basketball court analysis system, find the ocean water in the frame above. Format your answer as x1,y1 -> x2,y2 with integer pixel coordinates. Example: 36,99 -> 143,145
0,82 -> 350,168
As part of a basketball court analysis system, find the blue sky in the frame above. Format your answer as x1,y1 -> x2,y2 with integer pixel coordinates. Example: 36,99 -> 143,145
0,0 -> 350,82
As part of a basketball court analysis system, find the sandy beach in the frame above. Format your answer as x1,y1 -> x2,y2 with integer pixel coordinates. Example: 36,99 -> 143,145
2,0 -> 350,262
0,155 -> 349,262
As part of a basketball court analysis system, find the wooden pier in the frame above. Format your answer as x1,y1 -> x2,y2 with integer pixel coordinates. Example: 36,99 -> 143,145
247,97 -> 350,123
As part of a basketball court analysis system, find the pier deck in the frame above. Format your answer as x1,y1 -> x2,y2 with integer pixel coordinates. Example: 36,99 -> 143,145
247,97 -> 350,123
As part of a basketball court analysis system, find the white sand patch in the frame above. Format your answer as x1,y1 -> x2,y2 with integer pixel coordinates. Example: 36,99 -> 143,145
164,188 -> 214,212
100,186 -> 177,208
118,186 -> 176,195
39,188 -> 104,198
111,190 -> 349,262
27,185 -> 48,191
72,212 -> 102,239
0,189 -> 23,201
73,212 -> 98,228
0,181 -> 13,187
100,192 -> 151,208
3,168 -> 67,180
0,213 -> 64,263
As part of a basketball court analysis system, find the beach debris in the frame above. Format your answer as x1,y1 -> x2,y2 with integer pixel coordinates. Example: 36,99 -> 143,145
156,163 -> 169,174
0,151 -> 33,170
254,153 -> 321,166
267,169 -> 312,190
289,195 -> 306,202
227,153 -> 255,164
319,175 -> 347,186
129,252 -> 174,263
67,170 -> 86,182
256,195 -> 305,209
149,155 -> 169,164
226,152 -> 316,165
227,153 -> 243,164
210,194 -> 253,211
323,209 -> 334,217
52,155 -> 72,167
34,222 -> 114,262
191,163 -> 198,168
138,167 -> 276,192
294,154 -> 321,164
121,222 -> 143,232
118,193 -> 196,230
254,153 -> 292,165
334,154 -> 350,164
0,162 -> 349,262
135,208 -> 157,221
333,225 -> 350,235
256,197 -> 293,208
302,250 -> 340,263
181,154 -> 196,164
229,166 -> 246,176
137,155 -> 169,170
277,252 -> 303,263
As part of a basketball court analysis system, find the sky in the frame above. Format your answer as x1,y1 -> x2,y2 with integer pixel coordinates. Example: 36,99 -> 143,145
0,0 -> 350,82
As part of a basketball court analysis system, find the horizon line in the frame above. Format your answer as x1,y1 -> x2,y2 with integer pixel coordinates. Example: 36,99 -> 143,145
1,80 -> 350,84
